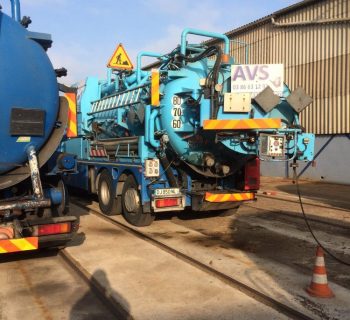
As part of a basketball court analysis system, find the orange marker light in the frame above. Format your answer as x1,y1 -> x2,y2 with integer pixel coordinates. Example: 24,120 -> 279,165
37,223 -> 71,236
222,54 -> 230,64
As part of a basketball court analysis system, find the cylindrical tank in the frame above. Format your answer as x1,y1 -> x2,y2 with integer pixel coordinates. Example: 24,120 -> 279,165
0,9 -> 59,174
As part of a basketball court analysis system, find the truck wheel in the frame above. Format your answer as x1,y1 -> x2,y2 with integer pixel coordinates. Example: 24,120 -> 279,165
54,179 -> 69,216
122,175 -> 155,226
98,170 -> 117,216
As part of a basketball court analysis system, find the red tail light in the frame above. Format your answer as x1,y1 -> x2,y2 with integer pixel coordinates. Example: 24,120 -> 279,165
155,198 -> 181,208
244,157 -> 260,190
37,223 -> 71,236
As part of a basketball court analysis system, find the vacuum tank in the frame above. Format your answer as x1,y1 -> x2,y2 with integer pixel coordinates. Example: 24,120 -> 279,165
0,1 -> 58,175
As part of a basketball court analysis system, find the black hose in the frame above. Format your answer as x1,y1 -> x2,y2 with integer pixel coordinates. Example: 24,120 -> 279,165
293,166 -> 350,266
177,45 -> 223,119
177,46 -> 219,63
159,154 -> 178,188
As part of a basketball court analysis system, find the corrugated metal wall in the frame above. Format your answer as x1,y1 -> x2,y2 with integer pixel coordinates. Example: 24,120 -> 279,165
221,0 -> 350,135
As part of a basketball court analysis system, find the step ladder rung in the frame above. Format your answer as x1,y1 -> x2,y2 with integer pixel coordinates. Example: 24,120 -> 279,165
90,86 -> 144,115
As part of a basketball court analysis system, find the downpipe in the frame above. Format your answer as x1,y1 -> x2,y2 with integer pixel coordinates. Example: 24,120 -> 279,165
145,105 -> 160,148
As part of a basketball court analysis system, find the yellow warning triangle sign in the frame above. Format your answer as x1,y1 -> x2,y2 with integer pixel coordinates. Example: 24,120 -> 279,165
107,43 -> 133,70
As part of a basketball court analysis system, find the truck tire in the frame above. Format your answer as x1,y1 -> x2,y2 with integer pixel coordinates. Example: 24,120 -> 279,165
122,175 -> 155,227
97,170 -> 117,216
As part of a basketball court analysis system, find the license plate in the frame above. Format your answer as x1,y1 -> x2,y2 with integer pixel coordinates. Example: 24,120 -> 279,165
154,188 -> 180,196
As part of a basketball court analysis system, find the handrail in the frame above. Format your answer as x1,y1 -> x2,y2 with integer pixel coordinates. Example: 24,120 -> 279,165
181,28 -> 230,55
136,51 -> 163,83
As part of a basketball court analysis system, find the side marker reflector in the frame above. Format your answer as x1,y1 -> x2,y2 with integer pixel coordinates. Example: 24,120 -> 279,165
0,237 -> 38,254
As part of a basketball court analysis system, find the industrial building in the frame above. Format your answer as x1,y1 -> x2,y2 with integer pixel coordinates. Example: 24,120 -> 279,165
205,0 -> 350,184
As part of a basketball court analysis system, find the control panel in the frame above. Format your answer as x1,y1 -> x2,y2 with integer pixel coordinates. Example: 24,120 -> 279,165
259,134 -> 285,158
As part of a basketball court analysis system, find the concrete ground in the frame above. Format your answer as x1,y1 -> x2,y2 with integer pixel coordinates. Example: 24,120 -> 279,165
65,205 -> 290,320
1,176 -> 349,320
0,250 -> 115,320
259,176 -> 350,212
65,176 -> 349,320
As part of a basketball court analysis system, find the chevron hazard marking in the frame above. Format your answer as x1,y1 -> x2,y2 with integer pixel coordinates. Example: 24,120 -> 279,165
203,118 -> 281,130
205,192 -> 255,202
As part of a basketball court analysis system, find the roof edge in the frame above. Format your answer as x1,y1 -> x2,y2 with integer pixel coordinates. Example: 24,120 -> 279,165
205,0 -> 322,44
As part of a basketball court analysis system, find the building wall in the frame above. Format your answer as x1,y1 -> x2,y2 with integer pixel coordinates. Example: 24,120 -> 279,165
261,134 -> 350,184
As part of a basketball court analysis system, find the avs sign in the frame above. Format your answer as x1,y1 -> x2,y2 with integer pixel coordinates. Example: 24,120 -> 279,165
231,64 -> 284,97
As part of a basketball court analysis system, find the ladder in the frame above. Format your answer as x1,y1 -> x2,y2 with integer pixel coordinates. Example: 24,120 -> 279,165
89,86 -> 144,115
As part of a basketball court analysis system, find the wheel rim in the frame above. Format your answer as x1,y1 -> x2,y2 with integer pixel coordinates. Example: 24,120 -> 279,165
57,179 -> 67,216
100,181 -> 110,205
124,188 -> 140,213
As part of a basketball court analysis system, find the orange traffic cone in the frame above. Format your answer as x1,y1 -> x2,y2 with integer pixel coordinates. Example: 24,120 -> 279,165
306,246 -> 334,298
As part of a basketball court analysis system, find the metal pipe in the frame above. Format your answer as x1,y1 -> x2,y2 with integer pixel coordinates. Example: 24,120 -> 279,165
145,105 -> 160,148
149,109 -> 160,148
136,51 -> 163,84
271,16 -> 350,27
181,28 -> 230,55
10,0 -> 21,22
107,68 -> 112,86
145,105 -> 150,143
26,146 -> 44,200
0,199 -> 51,212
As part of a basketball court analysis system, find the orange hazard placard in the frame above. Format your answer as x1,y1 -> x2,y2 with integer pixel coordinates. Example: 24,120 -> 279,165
107,44 -> 133,70
65,92 -> 78,138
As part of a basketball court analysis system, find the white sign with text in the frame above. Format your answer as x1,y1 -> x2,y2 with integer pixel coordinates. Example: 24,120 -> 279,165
231,64 -> 284,97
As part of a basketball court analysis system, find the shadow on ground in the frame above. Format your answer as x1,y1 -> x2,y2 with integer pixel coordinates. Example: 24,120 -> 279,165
70,269 -> 130,320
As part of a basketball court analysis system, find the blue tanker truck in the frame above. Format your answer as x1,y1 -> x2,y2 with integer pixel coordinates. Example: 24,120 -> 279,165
0,1 -> 79,253
62,28 -> 315,226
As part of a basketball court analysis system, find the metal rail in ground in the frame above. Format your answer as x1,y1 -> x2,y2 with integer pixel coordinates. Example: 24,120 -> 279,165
71,199 -> 314,320
60,249 -> 132,319
245,203 -> 350,230
258,193 -> 350,213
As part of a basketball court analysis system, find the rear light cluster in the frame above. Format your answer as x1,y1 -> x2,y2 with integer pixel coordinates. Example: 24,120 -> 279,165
155,197 -> 181,208
35,222 -> 71,236
244,157 -> 260,191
